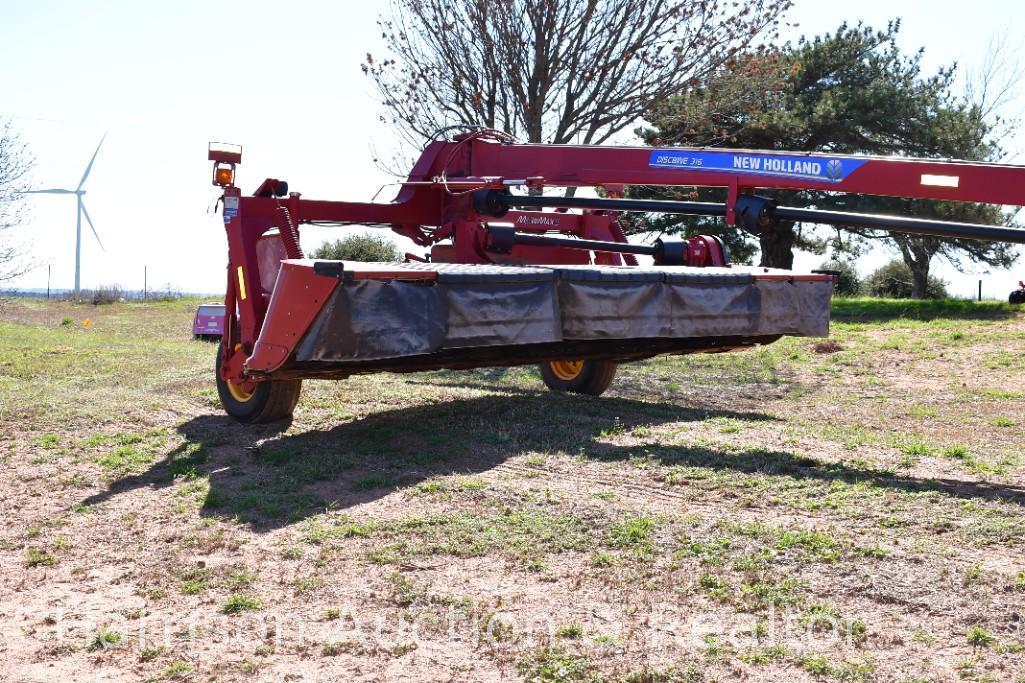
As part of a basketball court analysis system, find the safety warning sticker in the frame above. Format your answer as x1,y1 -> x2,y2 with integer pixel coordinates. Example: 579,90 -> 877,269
223,196 -> 240,223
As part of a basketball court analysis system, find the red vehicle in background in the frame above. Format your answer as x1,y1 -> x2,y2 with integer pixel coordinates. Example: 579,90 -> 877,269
1012,281 -> 1025,305
192,302 -> 225,340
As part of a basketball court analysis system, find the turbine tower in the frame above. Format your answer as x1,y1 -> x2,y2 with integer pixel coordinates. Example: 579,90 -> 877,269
23,134 -> 106,292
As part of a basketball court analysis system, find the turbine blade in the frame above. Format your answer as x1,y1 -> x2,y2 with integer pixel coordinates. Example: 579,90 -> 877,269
77,132 -> 107,191
80,202 -> 105,252
21,188 -> 76,194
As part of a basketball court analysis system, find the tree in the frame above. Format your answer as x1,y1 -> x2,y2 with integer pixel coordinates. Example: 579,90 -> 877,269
310,234 -> 400,262
817,258 -> 861,297
633,22 -> 1019,293
861,36 -> 1022,298
622,47 -> 787,264
805,87 -> 1018,297
364,0 -> 792,150
862,260 -> 947,300
832,192 -> 1016,299
0,118 -> 33,282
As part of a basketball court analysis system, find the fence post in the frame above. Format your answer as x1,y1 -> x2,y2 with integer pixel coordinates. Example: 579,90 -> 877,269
978,279 -> 982,302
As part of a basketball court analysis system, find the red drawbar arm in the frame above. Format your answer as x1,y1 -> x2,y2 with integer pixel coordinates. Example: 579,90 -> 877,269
464,142 -> 1025,206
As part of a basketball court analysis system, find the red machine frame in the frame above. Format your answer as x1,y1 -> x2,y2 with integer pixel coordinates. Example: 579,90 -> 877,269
210,132 -> 1025,394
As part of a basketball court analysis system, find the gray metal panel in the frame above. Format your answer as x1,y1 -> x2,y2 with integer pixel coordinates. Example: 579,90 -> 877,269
552,265 -> 665,283
444,281 -> 561,347
557,280 -> 671,339
668,282 -> 760,337
659,268 -> 754,286
294,262 -> 832,363
296,272 -> 561,361
296,280 -> 445,362
397,261 -> 556,284
756,280 -> 832,336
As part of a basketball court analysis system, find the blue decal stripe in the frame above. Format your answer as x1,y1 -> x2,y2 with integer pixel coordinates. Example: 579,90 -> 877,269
648,150 -> 866,184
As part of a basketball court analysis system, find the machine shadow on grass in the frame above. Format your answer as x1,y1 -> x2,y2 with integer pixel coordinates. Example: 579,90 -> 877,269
82,392 -> 771,527
83,390 -> 1025,531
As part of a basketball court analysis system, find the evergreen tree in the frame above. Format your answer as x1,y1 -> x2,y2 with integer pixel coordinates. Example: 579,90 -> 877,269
632,22 -> 1018,295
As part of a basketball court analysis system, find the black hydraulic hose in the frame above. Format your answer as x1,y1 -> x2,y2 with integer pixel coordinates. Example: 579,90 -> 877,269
483,225 -> 689,265
478,190 -> 1025,246
508,231 -> 657,256
771,206 -> 1025,245
500,193 -> 727,217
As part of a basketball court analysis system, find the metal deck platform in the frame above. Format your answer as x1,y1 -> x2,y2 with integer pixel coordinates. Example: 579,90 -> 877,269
249,260 -> 833,378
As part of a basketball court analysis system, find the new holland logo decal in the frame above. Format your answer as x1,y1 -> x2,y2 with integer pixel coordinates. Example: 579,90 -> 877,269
648,150 -> 865,183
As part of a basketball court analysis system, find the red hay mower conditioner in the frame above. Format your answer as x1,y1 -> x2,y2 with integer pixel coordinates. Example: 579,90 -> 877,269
208,131 -> 1025,423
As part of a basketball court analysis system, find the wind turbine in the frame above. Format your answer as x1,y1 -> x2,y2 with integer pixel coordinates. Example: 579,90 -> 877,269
23,134 -> 106,292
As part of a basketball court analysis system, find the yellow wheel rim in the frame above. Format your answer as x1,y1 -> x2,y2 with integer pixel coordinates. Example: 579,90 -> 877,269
226,378 -> 255,403
225,342 -> 255,402
549,359 -> 584,381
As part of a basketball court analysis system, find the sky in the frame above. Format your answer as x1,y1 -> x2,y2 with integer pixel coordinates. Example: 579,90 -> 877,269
1,0 -> 1024,297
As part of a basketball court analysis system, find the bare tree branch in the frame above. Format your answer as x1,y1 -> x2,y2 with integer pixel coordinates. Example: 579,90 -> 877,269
364,0 -> 793,159
965,30 -> 1024,160
0,118 -> 34,282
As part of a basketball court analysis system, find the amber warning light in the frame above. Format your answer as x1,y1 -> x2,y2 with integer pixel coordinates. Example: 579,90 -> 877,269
209,142 -> 242,187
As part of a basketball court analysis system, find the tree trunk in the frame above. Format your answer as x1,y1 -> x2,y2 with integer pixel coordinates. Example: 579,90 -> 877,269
909,260 -> 930,299
895,238 -> 934,299
757,221 -> 796,269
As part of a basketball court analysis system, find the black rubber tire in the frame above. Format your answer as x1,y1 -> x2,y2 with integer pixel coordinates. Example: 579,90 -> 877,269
215,343 -> 302,423
539,359 -> 618,396
1009,289 -> 1025,305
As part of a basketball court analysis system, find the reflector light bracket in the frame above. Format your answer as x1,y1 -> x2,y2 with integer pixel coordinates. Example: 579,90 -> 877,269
208,142 -> 242,165
214,166 -> 234,186
209,142 -> 241,188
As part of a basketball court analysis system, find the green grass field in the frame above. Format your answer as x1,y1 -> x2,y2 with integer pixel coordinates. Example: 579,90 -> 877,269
1,295 -> 1023,682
